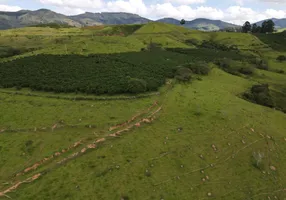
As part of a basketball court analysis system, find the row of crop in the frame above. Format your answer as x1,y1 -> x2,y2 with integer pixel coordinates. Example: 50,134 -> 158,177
0,51 -> 192,94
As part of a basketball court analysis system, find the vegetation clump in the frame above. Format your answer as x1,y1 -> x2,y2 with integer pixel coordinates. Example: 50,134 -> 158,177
175,67 -> 192,82
29,23 -> 75,28
199,40 -> 238,51
185,62 -> 210,75
243,20 -> 275,33
0,46 -> 37,58
243,84 -> 274,108
250,57 -> 269,70
215,58 -> 254,76
276,55 -> 286,62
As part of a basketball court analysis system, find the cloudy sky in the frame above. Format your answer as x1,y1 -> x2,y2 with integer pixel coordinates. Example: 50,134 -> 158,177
0,0 -> 285,24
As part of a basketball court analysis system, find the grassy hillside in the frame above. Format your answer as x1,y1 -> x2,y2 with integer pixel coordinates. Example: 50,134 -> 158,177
0,22 -> 286,200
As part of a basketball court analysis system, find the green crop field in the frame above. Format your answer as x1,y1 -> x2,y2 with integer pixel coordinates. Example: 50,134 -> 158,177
0,22 -> 286,200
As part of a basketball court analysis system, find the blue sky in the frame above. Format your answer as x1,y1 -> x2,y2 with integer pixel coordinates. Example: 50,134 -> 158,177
0,0 -> 286,24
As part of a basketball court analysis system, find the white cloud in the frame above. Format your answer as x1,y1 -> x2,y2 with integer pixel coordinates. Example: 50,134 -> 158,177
165,0 -> 205,5
106,0 -> 148,15
38,0 -> 286,25
40,0 -> 104,9
0,4 -> 22,11
265,9 -> 286,18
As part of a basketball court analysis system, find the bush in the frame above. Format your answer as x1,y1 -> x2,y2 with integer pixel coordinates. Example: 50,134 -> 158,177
238,66 -> 254,75
127,78 -> 147,93
276,55 -> 286,62
273,69 -> 285,74
214,58 -> 239,75
185,39 -> 200,46
243,84 -> 274,108
175,67 -> 192,82
215,59 -> 254,76
186,62 -> 210,75
0,46 -> 22,58
199,40 -> 238,51
250,58 -> 269,70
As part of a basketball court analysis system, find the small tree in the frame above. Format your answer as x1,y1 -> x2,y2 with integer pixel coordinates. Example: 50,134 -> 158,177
242,21 -> 251,33
261,20 -> 275,33
251,23 -> 258,33
180,19 -> 186,25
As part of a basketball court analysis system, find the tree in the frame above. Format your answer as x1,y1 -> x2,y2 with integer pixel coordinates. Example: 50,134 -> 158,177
180,19 -> 186,25
252,23 -> 258,33
261,20 -> 275,33
242,21 -> 252,33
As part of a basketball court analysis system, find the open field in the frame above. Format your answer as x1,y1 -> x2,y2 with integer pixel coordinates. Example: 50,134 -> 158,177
0,22 -> 286,199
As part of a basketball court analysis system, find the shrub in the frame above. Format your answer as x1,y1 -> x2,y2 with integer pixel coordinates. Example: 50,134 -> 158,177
273,69 -> 285,74
185,39 -> 200,46
276,55 -> 286,62
238,66 -> 254,75
243,84 -> 274,108
214,58 -> 239,75
0,47 -> 22,58
175,67 -> 192,82
199,40 -> 238,51
215,59 -> 254,76
127,78 -> 147,93
251,58 -> 269,70
186,62 -> 210,75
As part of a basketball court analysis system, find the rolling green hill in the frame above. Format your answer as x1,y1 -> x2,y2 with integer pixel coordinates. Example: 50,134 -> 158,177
0,22 -> 285,200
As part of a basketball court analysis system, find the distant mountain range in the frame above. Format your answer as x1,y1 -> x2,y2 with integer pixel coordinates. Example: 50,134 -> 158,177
1,9 -> 286,31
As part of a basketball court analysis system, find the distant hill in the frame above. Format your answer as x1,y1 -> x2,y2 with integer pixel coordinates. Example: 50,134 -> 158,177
0,9 -> 81,29
157,18 -> 239,31
255,18 -> 286,29
70,12 -> 150,26
156,18 -> 180,25
1,8 -> 285,31
0,9 -> 150,29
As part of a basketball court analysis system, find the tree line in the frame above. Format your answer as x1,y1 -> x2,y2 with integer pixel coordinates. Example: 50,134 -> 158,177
242,20 -> 275,33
